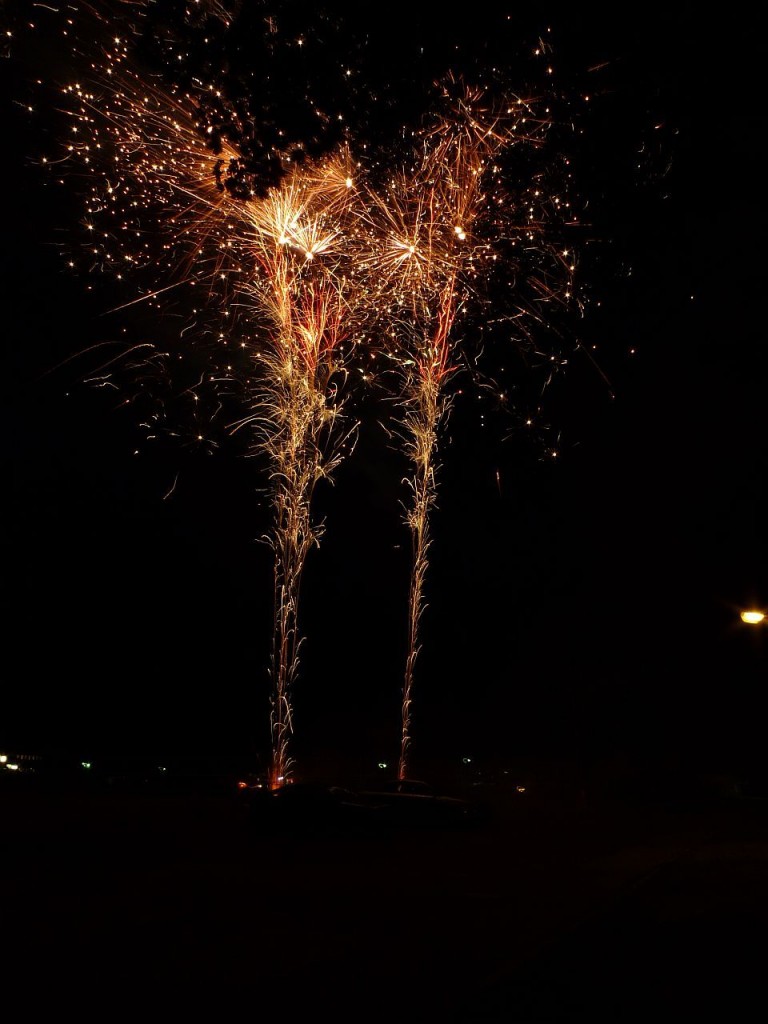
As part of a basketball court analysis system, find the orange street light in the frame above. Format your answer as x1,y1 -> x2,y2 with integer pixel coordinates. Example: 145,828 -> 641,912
740,610 -> 766,625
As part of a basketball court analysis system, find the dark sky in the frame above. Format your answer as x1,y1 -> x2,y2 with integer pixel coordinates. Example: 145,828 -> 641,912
2,3 -> 768,778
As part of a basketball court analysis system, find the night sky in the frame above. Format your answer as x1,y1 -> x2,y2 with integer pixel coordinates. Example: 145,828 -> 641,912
2,2 -> 767,780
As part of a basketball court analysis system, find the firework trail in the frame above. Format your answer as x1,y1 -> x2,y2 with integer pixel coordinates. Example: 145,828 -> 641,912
46,30 -> 366,787
9,2 -> 588,784
234,152 -> 363,788
362,80 -> 573,779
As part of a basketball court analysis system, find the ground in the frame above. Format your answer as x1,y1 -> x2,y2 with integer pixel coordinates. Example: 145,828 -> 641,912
2,781 -> 768,1021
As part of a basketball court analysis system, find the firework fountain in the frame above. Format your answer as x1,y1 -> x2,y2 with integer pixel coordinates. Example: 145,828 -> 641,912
362,81 -> 574,779
8,1 -> 587,783
56,47 -> 367,787
235,153 -> 364,788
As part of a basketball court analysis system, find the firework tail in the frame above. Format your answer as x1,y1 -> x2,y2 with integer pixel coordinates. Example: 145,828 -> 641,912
383,84 -> 539,778
59,42 -> 362,787
242,160 -> 360,788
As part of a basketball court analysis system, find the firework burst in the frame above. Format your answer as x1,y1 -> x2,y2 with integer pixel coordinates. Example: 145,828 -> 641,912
9,0 -> 591,783
234,157 -> 364,788
360,79 -> 575,779
45,24 -> 369,787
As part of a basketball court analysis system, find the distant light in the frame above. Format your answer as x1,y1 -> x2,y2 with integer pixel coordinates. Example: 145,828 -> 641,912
237,781 -> 247,789
158,766 -> 167,772
81,761 -> 92,770
6,764 -> 19,771
462,757 -> 472,764
516,785 -> 527,793
378,762 -> 388,769
0,755 -> 6,764
741,610 -> 766,625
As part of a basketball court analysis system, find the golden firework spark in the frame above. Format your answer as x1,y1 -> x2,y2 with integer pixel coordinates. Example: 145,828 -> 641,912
359,80 -> 570,780
34,7 -> 581,788
237,164 -> 363,788
58,46 -> 367,789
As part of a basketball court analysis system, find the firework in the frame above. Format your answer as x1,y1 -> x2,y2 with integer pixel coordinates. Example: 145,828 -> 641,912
361,80 -> 574,779
59,56 -> 576,785
51,31 -> 368,788
11,1 -> 585,784
235,155 -> 364,788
